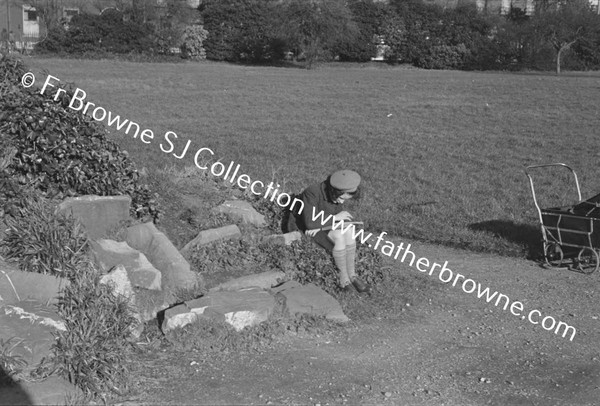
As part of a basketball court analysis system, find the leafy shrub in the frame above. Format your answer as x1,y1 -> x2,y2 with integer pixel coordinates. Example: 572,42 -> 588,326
36,10 -> 155,55
200,0 -> 247,61
415,43 -> 471,70
0,56 -> 161,221
35,26 -> 69,54
335,0 -> 397,62
334,31 -> 376,62
201,0 -> 284,63
209,190 -> 386,295
0,196 -> 88,279
180,25 -> 208,60
152,1 -> 203,55
190,237 -> 273,276
283,238 -> 385,295
244,192 -> 287,233
51,263 -> 138,398
189,230 -> 384,296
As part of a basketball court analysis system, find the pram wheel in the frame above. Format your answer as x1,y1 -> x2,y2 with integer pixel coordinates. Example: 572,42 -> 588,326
575,248 -> 599,274
544,242 -> 564,268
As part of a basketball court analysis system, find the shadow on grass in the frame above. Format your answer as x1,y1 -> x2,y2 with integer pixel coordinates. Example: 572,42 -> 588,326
468,220 -> 543,259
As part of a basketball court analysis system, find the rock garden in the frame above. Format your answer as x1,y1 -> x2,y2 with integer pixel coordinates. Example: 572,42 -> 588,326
0,55 -> 385,404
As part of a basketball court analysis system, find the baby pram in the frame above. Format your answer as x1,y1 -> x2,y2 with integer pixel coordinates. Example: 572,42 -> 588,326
526,163 -> 600,274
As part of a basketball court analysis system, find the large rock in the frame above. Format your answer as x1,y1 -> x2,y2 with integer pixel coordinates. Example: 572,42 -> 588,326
91,239 -> 162,290
125,222 -> 198,294
99,264 -> 171,324
99,264 -> 135,300
209,271 -> 286,292
180,224 -> 241,255
0,260 -> 69,305
162,287 -> 276,332
0,300 -> 66,371
272,281 -> 349,322
212,200 -> 266,227
161,304 -> 205,332
99,265 -> 144,338
56,195 -> 131,239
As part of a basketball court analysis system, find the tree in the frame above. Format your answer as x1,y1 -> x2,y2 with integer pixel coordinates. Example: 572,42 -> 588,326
277,0 -> 358,68
150,0 -> 203,53
570,25 -> 600,69
378,11 -> 406,62
200,0 -> 282,63
533,0 -> 600,73
387,0 -> 445,65
335,0 -> 396,62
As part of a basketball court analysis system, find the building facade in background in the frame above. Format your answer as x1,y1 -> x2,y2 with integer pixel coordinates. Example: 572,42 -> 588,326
0,0 -> 99,49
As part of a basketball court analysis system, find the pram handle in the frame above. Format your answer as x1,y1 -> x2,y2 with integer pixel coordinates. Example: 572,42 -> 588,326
525,163 -> 582,243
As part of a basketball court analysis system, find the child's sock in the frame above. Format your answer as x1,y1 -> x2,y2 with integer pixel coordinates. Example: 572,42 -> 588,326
333,248 -> 350,286
346,242 -> 357,281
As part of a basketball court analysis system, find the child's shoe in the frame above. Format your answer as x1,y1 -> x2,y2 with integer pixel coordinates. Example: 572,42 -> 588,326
351,277 -> 370,293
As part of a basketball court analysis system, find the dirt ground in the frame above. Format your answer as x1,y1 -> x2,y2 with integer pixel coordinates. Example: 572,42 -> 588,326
122,238 -> 600,406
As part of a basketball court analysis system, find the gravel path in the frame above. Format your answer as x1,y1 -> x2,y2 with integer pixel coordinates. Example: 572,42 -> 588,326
128,237 -> 600,406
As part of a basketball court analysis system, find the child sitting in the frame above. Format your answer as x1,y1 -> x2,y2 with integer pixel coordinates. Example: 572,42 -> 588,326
289,170 -> 370,293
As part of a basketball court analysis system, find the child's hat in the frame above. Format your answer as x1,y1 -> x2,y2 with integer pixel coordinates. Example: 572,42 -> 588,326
330,170 -> 361,193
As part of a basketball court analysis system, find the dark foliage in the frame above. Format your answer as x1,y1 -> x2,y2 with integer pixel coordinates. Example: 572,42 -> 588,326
190,234 -> 384,296
200,0 -> 284,63
0,56 -> 161,221
334,0 -> 391,62
36,9 -> 156,55
191,196 -> 385,296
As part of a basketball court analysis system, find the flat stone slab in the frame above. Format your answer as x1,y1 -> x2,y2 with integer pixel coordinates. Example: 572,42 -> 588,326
212,200 -> 266,227
272,281 -> 349,322
125,222 -> 198,294
0,262 -> 69,305
180,224 -> 241,255
56,195 -> 131,239
209,271 -> 286,292
0,300 -> 65,369
162,287 -> 276,332
91,239 -> 162,291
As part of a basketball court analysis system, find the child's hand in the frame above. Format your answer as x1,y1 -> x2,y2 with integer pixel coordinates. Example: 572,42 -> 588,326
305,229 -> 320,237
333,211 -> 353,221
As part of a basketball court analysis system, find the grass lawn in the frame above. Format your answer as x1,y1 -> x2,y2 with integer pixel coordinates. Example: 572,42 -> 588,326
25,57 -> 600,257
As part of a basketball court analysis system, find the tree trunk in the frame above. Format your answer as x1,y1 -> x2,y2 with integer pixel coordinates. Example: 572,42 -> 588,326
555,38 -> 579,75
556,46 -> 563,74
